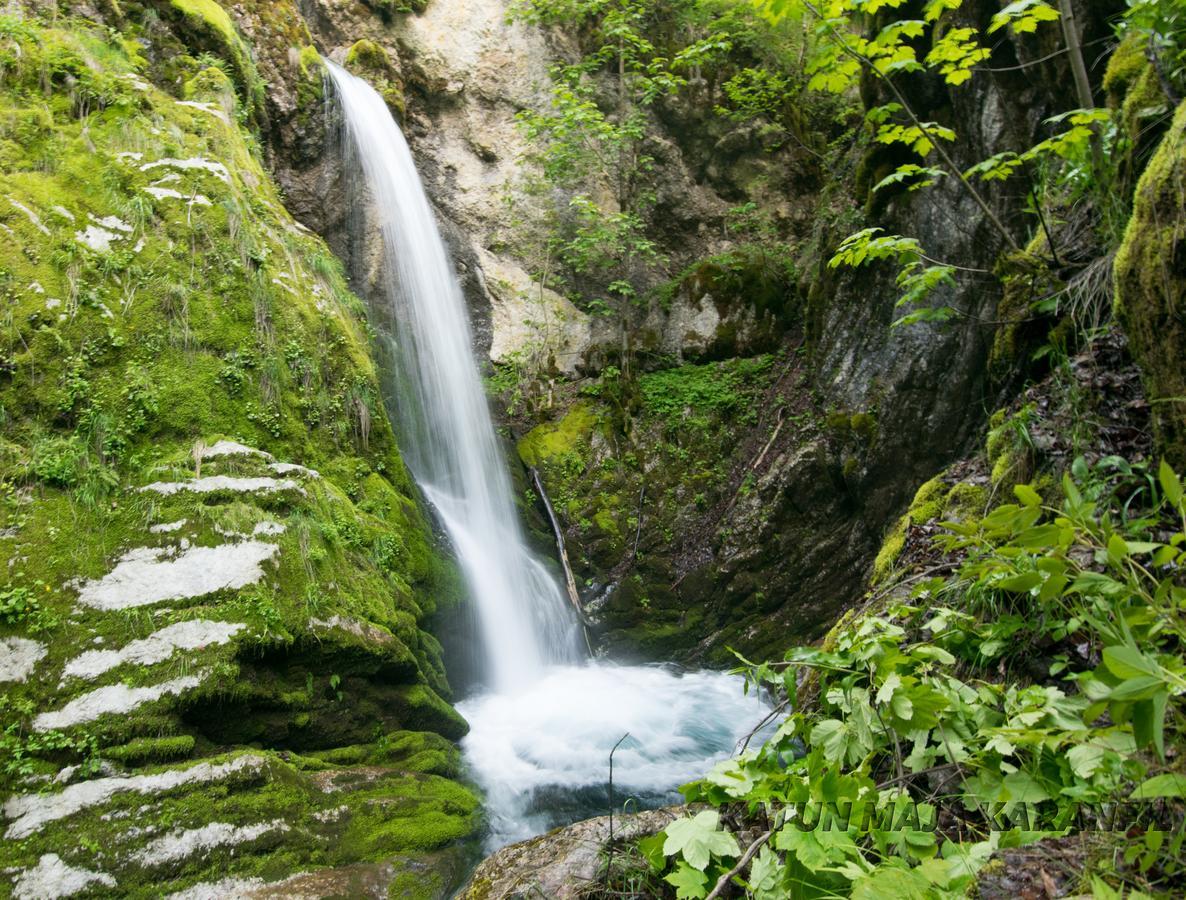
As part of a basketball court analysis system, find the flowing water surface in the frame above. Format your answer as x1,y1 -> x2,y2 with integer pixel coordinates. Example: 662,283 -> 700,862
328,61 -> 769,850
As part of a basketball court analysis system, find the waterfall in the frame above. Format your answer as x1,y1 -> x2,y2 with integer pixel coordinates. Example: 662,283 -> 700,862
328,61 -> 769,852
327,62 -> 580,691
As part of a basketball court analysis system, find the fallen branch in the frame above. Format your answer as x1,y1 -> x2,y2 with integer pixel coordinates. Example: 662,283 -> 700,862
705,829 -> 774,900
530,466 -> 593,628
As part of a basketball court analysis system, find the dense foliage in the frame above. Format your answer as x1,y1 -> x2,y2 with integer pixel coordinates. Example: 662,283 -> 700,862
613,457 -> 1186,897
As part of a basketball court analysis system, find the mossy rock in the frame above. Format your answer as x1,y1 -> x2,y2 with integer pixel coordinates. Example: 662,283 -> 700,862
166,0 -> 267,123
1114,100 -> 1186,466
872,473 -> 986,583
518,401 -> 600,469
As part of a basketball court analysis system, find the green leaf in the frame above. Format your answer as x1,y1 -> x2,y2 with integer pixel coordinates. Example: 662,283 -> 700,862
638,832 -> 667,872
775,827 -> 856,872
851,864 -> 933,899
1107,533 -> 1130,565
1102,646 -> 1161,680
1108,676 -> 1164,701
662,810 -> 741,871
997,571 -> 1041,592
1066,743 -> 1106,778
1131,773 -> 1186,799
664,861 -> 710,899
1002,770 -> 1049,802
746,845 -> 785,900
1160,459 -> 1183,505
1133,690 -> 1169,760
1013,483 -> 1042,507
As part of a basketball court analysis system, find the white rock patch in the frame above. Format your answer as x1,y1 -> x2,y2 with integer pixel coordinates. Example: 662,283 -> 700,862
3,755 -> 266,839
74,224 -> 124,252
62,620 -> 244,681
34,672 -> 205,731
90,215 -> 131,233
140,157 -> 231,184
0,637 -> 46,683
133,820 -> 288,867
12,853 -> 115,899
200,440 -> 273,460
252,521 -> 285,537
176,101 -> 231,124
268,462 -> 319,479
7,198 -> 49,235
150,518 -> 187,534
76,542 -> 279,611
145,186 -> 212,207
139,476 -> 302,496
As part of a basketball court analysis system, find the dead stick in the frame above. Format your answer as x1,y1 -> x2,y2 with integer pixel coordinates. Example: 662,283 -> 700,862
705,829 -> 773,900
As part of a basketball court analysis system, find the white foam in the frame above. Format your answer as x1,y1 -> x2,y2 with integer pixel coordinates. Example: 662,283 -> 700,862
458,663 -> 769,849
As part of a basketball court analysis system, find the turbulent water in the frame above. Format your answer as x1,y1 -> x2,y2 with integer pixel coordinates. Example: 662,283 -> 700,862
458,663 -> 769,848
329,61 -> 769,851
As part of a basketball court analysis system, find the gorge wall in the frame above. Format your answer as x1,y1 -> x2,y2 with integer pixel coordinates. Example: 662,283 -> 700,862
1,0 -> 1184,895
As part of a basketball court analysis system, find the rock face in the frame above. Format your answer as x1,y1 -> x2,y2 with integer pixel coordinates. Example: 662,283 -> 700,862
0,6 -> 476,895
491,0 -> 1128,661
1115,99 -> 1186,467
459,807 -> 682,899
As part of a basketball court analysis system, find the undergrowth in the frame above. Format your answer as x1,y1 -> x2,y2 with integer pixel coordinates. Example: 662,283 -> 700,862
597,455 -> 1186,898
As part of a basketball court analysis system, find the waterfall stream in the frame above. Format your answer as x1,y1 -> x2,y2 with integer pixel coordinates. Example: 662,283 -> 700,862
329,62 -> 768,850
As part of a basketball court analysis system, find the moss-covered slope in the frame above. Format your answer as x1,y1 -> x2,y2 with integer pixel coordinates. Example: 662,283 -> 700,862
0,9 -> 476,896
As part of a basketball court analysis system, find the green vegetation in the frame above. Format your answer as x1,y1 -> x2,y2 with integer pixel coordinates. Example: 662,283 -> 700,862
603,457 -> 1186,897
0,9 -> 475,896
505,0 -> 822,329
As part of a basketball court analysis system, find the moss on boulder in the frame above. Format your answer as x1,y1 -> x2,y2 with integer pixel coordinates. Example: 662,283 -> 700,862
0,12 -> 475,895
1114,100 -> 1186,466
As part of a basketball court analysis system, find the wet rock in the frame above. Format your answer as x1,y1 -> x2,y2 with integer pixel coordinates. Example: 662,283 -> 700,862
459,807 -> 681,899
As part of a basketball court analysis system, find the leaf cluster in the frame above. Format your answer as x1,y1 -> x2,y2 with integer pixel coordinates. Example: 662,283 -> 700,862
641,458 -> 1186,897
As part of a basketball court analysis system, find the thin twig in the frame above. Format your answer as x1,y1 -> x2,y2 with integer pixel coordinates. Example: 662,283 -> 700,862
604,732 -> 631,888
704,829 -> 774,900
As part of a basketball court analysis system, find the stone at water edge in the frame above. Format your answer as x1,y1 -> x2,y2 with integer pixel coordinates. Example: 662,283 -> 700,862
458,807 -> 683,899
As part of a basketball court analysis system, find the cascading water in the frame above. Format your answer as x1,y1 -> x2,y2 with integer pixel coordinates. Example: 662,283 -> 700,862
329,61 -> 769,849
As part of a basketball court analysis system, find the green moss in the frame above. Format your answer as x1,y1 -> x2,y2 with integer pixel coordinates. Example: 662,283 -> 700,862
1115,100 -> 1186,466
849,412 -> 876,442
346,39 -> 390,72
299,45 -> 322,77
1103,33 -> 1149,98
168,0 -> 265,121
518,400 -> 600,468
104,734 -> 196,763
871,475 -> 946,583
989,241 -> 1060,386
0,15 -> 474,893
